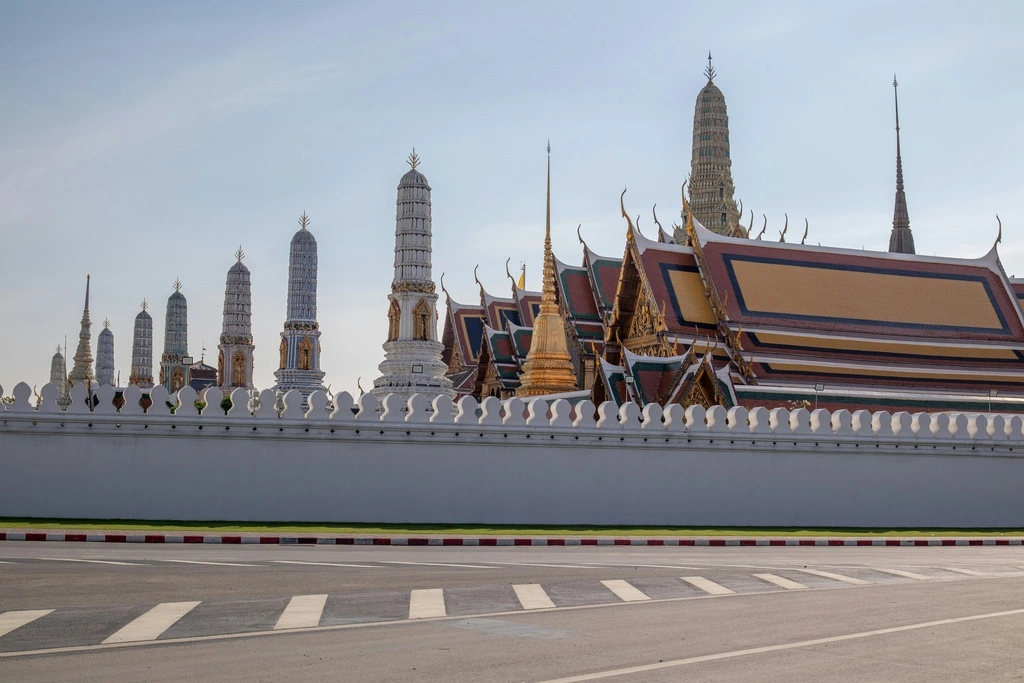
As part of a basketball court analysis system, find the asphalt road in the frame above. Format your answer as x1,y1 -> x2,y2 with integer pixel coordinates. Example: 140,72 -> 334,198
2,543 -> 1024,681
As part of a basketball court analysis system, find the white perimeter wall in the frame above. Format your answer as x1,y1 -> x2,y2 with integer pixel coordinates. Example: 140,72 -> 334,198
1,390 -> 1023,527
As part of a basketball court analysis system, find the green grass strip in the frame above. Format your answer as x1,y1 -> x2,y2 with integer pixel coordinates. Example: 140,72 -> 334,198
1,518 -> 1022,537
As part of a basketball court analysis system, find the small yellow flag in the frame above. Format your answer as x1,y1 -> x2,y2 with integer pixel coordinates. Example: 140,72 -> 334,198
517,267 -> 526,290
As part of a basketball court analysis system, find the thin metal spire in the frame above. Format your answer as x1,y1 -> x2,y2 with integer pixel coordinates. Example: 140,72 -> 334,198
888,74 -> 915,254
704,51 -> 716,82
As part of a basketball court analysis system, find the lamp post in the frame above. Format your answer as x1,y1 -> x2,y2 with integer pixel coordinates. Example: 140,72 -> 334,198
814,383 -> 824,411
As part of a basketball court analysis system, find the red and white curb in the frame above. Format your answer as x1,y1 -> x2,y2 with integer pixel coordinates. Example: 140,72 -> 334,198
1,532 -> 1021,547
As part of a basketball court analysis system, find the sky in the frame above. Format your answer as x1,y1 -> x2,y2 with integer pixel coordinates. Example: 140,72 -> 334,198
2,0 -> 1023,396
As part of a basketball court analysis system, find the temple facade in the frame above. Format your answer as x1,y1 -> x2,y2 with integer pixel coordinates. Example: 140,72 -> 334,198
160,279 -> 189,393
372,151 -> 454,401
273,213 -> 326,402
129,300 -> 154,388
218,247 -> 255,390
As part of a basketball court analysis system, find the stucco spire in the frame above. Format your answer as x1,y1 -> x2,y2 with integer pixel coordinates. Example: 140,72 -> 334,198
130,299 -> 154,388
67,274 -> 96,389
274,212 -> 325,402
689,54 -> 742,237
889,75 -> 916,254
517,142 -> 577,397
372,150 -> 454,401
219,246 -> 255,389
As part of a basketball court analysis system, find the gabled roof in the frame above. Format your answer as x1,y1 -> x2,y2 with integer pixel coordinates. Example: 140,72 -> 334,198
622,348 -> 689,406
507,321 -> 533,360
511,283 -> 542,328
692,221 -> 1024,342
483,325 -> 520,386
632,230 -> 720,336
583,245 -> 622,312
554,255 -> 601,323
443,296 -> 486,366
482,290 -> 521,331
597,357 -> 631,407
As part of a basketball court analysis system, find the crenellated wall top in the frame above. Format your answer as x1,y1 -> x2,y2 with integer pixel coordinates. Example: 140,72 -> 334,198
2,381 -> 1024,447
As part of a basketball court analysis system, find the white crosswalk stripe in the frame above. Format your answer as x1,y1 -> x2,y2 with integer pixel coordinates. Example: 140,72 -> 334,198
681,576 -> 734,595
513,584 -> 556,609
408,589 -> 446,619
871,568 -> 932,580
275,594 -> 328,630
942,567 -> 992,577
103,601 -> 201,644
794,568 -> 871,585
753,573 -> 808,590
601,580 -> 650,602
0,610 -> 53,638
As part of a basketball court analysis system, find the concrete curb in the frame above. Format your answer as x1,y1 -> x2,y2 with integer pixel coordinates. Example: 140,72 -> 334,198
1,532 -> 1021,547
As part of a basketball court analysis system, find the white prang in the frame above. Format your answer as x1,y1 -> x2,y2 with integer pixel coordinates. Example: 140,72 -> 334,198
273,213 -> 326,403
372,150 -> 455,401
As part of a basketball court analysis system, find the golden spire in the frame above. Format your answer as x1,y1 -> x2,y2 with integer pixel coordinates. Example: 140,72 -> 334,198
517,141 -> 576,397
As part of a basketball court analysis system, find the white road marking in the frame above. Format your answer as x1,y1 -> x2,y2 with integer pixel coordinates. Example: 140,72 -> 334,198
383,561 -> 496,569
601,580 -> 650,602
274,594 -> 328,630
491,562 -> 605,569
532,607 -> 1024,682
45,558 -> 145,566
271,560 -> 380,569
582,563 -> 703,570
794,568 -> 871,585
681,576 -> 734,595
0,561 -> 16,564
513,584 -> 556,610
753,573 -> 808,590
0,610 -> 53,638
940,567 -> 1024,577
160,560 -> 259,568
408,589 -> 446,619
871,567 -> 933,580
102,601 -> 201,644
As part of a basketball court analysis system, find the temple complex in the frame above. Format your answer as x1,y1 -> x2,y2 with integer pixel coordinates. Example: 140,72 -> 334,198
96,319 -> 115,386
372,151 -> 454,401
218,247 -> 255,390
67,275 -> 95,391
439,60 -> 1024,414
160,279 -> 188,393
129,300 -> 154,388
273,213 -> 326,402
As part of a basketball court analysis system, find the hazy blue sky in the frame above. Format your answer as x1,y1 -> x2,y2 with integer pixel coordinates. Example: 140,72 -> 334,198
2,0 -> 1023,395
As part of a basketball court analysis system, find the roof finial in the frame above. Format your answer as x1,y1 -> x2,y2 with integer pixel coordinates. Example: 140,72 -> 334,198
141,298 -> 149,312
704,50 -> 716,82
407,148 -> 420,170
103,317 -> 110,329
779,213 -> 788,242
173,278 -> 182,293
235,245 -> 245,262
84,274 -> 91,311
995,215 -> 1003,248
801,218 -> 809,245
298,211 -> 310,230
